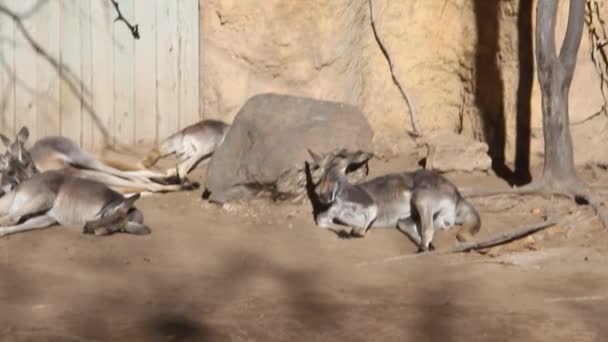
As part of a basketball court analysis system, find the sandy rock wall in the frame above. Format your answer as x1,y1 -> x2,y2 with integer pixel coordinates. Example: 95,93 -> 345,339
199,0 -> 608,165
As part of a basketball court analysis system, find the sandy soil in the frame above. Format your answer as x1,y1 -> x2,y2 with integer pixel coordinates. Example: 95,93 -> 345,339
1,156 -> 608,342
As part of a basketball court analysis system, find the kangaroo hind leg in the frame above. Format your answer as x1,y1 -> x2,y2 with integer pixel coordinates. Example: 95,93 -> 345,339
397,217 -> 422,246
0,215 -> 57,237
0,193 -> 53,227
412,191 -> 437,252
317,203 -> 376,238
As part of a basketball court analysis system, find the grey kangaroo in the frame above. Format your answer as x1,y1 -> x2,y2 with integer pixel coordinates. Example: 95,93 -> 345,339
309,149 -> 481,252
0,127 -> 196,194
138,119 -> 230,177
0,168 -> 150,237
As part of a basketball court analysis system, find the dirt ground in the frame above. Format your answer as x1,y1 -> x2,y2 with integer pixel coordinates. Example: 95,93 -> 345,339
2,154 -> 608,342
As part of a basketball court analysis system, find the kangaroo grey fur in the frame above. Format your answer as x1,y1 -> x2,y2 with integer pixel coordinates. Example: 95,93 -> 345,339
310,149 -> 481,252
140,119 -> 230,177
0,127 -> 196,194
0,170 -> 150,237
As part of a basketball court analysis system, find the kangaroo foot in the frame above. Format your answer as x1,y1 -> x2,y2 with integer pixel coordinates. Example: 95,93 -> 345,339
456,230 -> 473,243
416,242 -> 436,253
350,227 -> 367,238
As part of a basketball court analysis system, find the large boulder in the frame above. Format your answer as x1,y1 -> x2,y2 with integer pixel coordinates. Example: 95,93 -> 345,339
423,132 -> 492,173
205,93 -> 374,203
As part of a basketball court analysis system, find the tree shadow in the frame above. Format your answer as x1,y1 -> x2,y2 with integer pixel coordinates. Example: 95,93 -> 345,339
146,312 -> 220,341
514,0 -> 534,184
0,2 -> 112,144
473,0 -> 533,186
0,1 -> 142,152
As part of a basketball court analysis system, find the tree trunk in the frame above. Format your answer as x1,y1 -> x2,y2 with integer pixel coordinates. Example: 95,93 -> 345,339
535,0 -> 585,186
467,1 -> 608,230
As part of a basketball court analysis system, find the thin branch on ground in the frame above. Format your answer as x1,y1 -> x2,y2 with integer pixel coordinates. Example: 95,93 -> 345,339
110,0 -> 140,40
357,218 -> 559,266
443,219 -> 557,253
368,0 -> 421,136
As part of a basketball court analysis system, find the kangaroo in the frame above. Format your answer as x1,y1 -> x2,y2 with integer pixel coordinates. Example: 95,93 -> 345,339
139,119 -> 230,177
309,149 -> 481,252
0,168 -> 150,238
0,127 -> 197,194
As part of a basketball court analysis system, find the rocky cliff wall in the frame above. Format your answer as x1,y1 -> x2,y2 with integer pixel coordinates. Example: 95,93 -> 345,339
199,0 -> 608,166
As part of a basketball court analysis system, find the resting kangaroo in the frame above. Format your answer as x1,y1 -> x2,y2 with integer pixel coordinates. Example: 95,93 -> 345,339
0,169 -> 150,238
0,127 -> 196,194
139,119 -> 230,177
309,149 -> 481,252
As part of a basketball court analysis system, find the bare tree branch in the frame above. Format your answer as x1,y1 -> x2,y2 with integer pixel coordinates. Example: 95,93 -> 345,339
110,0 -> 140,40
443,219 -> 558,253
536,0 -> 560,79
368,0 -> 421,136
559,0 -> 586,82
358,218 -> 558,266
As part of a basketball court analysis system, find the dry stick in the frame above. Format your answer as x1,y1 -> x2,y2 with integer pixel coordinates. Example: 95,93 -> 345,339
368,0 -> 421,136
359,219 -> 558,266
443,219 -> 557,253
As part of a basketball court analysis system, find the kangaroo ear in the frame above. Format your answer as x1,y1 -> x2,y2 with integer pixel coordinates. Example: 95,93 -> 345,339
9,141 -> 28,163
330,179 -> 341,202
0,134 -> 10,148
350,151 -> 373,164
0,155 -> 7,169
16,127 -> 29,144
108,193 -> 141,216
307,149 -> 323,166
124,193 -> 141,207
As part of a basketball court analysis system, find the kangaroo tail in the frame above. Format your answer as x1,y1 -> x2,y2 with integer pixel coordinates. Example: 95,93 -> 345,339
455,198 -> 481,242
139,133 -> 180,168
139,148 -> 162,168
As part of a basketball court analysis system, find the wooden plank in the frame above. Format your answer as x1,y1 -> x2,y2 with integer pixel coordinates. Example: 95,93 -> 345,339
0,3 -> 16,138
198,0 -> 205,120
113,0 -> 135,147
156,0 -> 179,141
80,0 -> 94,150
134,0 -> 157,146
13,0 -> 38,139
90,0 -> 115,150
178,0 -> 200,128
59,0 -> 82,144
34,0 -> 61,139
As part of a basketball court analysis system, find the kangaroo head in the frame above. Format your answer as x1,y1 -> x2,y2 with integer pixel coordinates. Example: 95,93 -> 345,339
101,193 -> 142,218
309,149 -> 372,205
0,127 -> 38,189
0,132 -> 38,190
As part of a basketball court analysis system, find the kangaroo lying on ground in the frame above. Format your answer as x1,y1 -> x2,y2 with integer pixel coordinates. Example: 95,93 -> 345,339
138,119 -> 230,177
0,168 -> 150,237
0,127 -> 197,194
308,149 -> 481,252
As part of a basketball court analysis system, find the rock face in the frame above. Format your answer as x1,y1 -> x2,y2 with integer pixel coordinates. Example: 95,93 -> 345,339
424,132 -> 492,173
204,93 -> 374,203
200,0 -> 608,166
